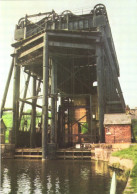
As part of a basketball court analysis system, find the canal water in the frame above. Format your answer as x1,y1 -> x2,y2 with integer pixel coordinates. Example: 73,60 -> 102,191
1,159 -> 127,194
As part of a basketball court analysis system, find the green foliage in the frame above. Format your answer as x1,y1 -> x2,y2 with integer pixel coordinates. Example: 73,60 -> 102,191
112,145 -> 137,193
132,119 -> 137,142
2,112 -> 13,128
2,112 -> 12,143
2,110 -> 42,142
5,130 -> 9,143
81,123 -> 88,134
2,110 -> 52,141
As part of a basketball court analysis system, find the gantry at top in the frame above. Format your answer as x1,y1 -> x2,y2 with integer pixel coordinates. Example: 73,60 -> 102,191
13,4 -> 120,77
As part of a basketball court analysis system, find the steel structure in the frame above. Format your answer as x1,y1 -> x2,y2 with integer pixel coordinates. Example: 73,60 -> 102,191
1,4 -> 125,159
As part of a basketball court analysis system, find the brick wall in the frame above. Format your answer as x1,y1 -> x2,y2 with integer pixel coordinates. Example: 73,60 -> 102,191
105,124 -> 131,143
75,108 -> 87,122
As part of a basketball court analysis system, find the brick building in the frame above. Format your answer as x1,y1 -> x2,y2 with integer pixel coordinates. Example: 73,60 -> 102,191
104,114 -> 131,143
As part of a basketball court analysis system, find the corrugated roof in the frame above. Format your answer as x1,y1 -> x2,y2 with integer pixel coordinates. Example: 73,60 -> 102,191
104,113 -> 131,125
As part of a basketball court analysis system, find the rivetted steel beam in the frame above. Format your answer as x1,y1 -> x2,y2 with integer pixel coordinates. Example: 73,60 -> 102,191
19,98 -> 42,108
12,31 -> 100,49
48,41 -> 95,50
42,32 -> 49,159
96,41 -> 105,143
2,108 -> 13,111
18,41 -> 95,59
90,95 -> 93,142
50,58 -> 57,144
107,101 -> 121,105
19,73 -> 30,126
12,51 -> 20,146
30,74 -> 37,147
36,80 -> 41,100
1,59 -> 14,117
48,31 -> 101,39
102,30 -> 125,111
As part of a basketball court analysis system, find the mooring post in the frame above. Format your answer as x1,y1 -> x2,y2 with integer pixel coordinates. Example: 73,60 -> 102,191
12,51 -> 20,146
96,39 -> 105,143
30,74 -> 36,147
42,32 -> 49,159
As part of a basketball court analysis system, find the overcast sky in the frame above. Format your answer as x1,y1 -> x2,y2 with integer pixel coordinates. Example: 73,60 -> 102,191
0,0 -> 137,108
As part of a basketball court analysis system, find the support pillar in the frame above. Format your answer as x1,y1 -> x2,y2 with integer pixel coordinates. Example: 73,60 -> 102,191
19,73 -> 30,127
12,52 -> 20,146
51,98 -> 55,143
51,58 -> 57,144
36,80 -> 41,99
42,33 -> 49,159
90,95 -> 93,142
30,75 -> 36,147
96,41 -> 105,143
1,59 -> 14,117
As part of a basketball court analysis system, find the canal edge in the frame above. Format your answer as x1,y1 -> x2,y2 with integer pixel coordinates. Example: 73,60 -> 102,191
108,156 -> 134,194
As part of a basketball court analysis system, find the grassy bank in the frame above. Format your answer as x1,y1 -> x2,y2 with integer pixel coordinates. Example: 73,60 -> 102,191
112,145 -> 137,193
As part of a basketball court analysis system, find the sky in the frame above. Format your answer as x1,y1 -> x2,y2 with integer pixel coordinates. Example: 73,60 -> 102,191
0,0 -> 137,109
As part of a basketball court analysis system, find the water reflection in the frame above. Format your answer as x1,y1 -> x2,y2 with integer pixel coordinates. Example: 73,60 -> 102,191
17,173 -> 31,193
1,159 -> 127,194
1,168 -> 11,194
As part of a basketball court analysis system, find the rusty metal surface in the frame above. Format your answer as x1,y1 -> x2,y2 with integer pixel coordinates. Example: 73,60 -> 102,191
14,4 -> 107,40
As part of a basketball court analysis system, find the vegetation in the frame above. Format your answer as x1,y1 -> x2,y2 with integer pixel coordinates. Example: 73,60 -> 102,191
132,119 -> 137,142
2,110 -> 52,142
2,110 -> 42,128
112,145 -> 137,193
2,110 -> 42,143
2,112 -> 12,143
2,112 -> 13,128
81,123 -> 88,134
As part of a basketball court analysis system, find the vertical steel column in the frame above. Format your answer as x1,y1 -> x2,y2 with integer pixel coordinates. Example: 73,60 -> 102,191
19,73 -> 30,126
51,58 -> 57,144
51,97 -> 55,143
105,62 -> 110,113
30,75 -> 36,147
12,52 -> 20,146
36,80 -> 41,98
96,40 -> 105,143
1,59 -> 14,116
54,100 -> 57,144
42,33 -> 49,159
90,95 -> 93,142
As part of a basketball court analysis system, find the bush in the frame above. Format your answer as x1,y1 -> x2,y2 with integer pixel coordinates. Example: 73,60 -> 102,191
132,119 -> 137,142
